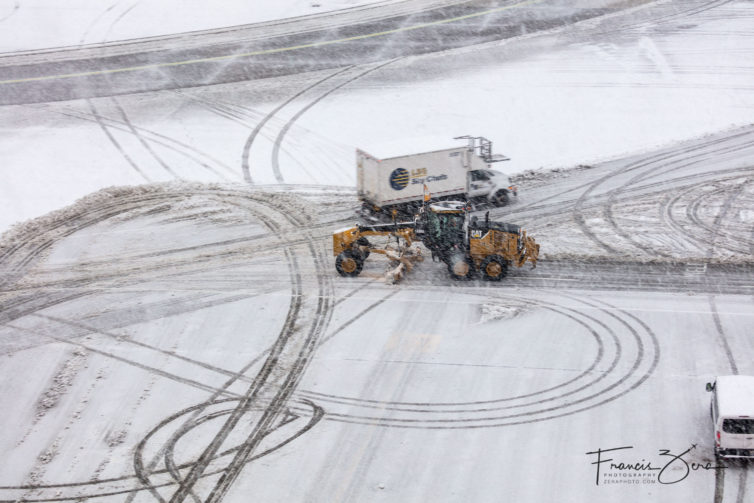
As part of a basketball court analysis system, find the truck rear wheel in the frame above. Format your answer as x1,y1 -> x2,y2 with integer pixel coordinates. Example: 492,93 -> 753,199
336,250 -> 363,277
480,255 -> 508,281
447,254 -> 474,280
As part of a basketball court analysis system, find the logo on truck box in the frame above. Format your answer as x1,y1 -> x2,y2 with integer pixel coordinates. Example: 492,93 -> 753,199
389,168 -> 410,190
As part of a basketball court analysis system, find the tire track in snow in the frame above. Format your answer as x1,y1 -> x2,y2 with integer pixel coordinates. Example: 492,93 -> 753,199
111,97 -> 183,180
702,178 -> 754,258
0,0 -> 455,62
0,1 -> 19,23
599,133 -> 754,258
45,103 -> 237,181
104,1 -> 141,39
572,130 -> 754,256
587,0 -> 738,38
86,100 -> 152,182
0,188 -> 335,502
708,210 -> 749,503
0,191 -> 176,291
510,126 -> 754,218
298,290 -> 659,429
160,193 -> 334,502
172,89 -> 356,188
0,283 -> 388,501
78,1 -> 125,46
507,126 -> 754,261
136,196 -> 309,503
170,90 -> 328,185
692,186 -> 754,255
5,321 -> 243,399
0,189 -> 357,312
0,402 -> 324,502
78,2 -> 166,183
241,66 -> 354,184
611,169 -> 754,259
270,58 -> 402,185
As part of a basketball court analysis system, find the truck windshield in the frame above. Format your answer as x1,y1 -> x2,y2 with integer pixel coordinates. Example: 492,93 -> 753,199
722,419 -> 754,434
470,170 -> 490,181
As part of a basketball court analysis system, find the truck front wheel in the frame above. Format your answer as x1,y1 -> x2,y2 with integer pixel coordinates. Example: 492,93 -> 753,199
491,189 -> 510,207
336,250 -> 363,277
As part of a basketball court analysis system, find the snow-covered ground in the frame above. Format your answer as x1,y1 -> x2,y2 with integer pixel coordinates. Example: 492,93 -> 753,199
1,1 -> 753,502
1,0 -> 753,234
0,0 -> 383,52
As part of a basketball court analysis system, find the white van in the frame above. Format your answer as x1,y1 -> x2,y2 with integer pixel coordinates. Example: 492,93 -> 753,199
706,375 -> 754,458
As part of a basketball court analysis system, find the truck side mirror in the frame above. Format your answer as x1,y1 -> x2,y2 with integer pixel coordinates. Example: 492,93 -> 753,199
706,382 -> 715,392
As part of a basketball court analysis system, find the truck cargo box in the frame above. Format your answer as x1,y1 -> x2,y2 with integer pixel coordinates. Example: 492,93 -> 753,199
357,146 -> 487,208
357,136 -> 516,213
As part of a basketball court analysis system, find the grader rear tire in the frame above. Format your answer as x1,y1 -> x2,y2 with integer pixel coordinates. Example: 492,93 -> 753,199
447,254 -> 474,280
480,255 -> 508,281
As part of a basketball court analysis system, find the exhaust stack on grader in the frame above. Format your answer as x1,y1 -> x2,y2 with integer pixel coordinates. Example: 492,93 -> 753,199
332,200 -> 539,282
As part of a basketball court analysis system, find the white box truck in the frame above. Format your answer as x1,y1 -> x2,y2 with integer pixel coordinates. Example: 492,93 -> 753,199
706,375 -> 754,458
357,136 -> 517,216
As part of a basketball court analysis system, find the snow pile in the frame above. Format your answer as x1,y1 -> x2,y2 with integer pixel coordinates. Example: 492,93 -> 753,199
511,165 -> 597,189
478,302 -> 526,324
35,349 -> 88,419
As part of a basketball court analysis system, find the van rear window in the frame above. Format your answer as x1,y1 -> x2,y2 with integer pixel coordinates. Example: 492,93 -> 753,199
722,419 -> 754,434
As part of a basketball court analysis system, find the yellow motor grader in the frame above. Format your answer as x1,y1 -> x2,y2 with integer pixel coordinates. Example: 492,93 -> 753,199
332,201 -> 539,281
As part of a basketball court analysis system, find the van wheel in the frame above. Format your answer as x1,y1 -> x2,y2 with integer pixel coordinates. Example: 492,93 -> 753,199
336,250 -> 363,277
492,189 -> 510,207
480,255 -> 508,281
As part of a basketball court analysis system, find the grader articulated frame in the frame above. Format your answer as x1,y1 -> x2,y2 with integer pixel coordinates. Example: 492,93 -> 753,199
332,222 -> 423,283
332,202 -> 539,282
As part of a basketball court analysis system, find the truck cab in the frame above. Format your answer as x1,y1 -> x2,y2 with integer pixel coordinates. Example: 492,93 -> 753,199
706,375 -> 754,458
467,169 -> 517,207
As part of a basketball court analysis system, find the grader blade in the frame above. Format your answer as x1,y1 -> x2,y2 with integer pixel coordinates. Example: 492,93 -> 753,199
385,246 -> 423,283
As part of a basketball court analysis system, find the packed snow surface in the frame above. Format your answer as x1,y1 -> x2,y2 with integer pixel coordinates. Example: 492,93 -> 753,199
0,0 -> 384,52
1,1 -> 753,502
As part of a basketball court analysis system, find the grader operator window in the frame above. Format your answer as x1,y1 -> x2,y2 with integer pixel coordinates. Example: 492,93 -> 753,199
426,211 -> 465,251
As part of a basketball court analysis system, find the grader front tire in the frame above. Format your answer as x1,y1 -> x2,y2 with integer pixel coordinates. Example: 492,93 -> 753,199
336,251 -> 363,277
